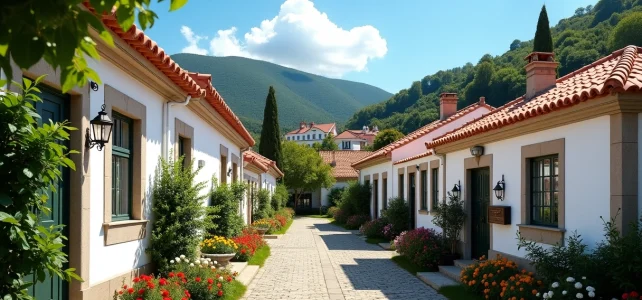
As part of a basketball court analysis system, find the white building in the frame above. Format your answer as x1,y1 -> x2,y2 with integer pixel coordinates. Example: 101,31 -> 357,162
358,47 -> 642,267
285,122 -> 337,146
5,12 -> 256,300
243,150 -> 283,223
335,126 -> 379,150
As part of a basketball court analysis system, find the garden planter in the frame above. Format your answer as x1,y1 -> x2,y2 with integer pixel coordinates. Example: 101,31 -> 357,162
202,253 -> 236,267
253,227 -> 269,235
439,253 -> 461,266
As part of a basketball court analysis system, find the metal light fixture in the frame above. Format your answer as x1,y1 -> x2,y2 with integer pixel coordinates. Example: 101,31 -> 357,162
493,174 -> 506,200
416,164 -> 420,170
86,104 -> 113,151
470,145 -> 484,157
451,180 -> 461,199
227,167 -> 233,176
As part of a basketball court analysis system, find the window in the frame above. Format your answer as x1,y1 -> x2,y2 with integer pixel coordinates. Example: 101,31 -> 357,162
342,141 -> 351,149
383,178 -> 388,209
530,155 -> 559,227
373,179 -> 379,210
307,134 -> 310,140
420,170 -> 427,210
112,112 -> 133,221
287,136 -> 290,140
295,195 -> 312,208
297,136 -> 300,140
221,155 -> 228,184
313,134 -> 316,139
399,174 -> 404,199
431,168 -> 439,209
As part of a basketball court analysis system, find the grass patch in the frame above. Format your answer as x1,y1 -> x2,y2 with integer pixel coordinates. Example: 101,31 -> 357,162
365,237 -> 389,244
438,285 -> 482,300
272,219 -> 293,234
306,214 -> 333,218
248,245 -> 270,267
391,255 -> 434,275
222,280 -> 247,300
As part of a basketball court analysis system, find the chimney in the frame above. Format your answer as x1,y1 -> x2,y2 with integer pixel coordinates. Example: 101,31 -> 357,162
300,121 -> 306,129
524,52 -> 558,100
309,122 -> 315,127
439,93 -> 458,120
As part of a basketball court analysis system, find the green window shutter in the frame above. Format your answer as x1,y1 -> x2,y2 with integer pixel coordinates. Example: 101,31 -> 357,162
530,155 -> 559,227
111,112 -> 133,221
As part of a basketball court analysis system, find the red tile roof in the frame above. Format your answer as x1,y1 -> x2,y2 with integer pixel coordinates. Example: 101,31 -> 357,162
243,150 -> 283,178
286,123 -> 336,135
426,46 -> 642,149
352,100 -> 493,168
335,130 -> 378,145
87,4 -> 254,146
319,151 -> 373,179
335,130 -> 361,139
393,151 -> 434,165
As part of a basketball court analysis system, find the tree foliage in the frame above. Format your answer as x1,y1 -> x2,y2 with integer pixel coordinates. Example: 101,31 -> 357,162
0,0 -> 189,93
148,155 -> 207,274
609,11 -> 642,50
258,86 -> 283,168
345,0 -> 642,134
533,5 -> 554,52
207,182 -> 246,238
313,133 -> 339,151
372,129 -> 404,151
0,76 -> 81,299
281,141 -> 335,202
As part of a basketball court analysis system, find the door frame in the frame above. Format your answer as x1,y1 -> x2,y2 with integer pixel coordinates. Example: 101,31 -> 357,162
463,154 -> 493,260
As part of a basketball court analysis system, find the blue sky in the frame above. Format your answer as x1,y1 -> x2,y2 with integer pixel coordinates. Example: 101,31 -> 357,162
144,0 -> 597,93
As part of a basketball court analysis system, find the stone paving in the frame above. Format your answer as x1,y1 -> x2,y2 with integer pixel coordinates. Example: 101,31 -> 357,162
242,217 -> 446,300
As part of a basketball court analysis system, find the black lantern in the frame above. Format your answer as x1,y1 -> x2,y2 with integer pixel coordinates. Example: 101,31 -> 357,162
470,145 -> 484,157
493,174 -> 505,200
227,167 -> 233,176
451,180 -> 461,199
86,104 -> 113,151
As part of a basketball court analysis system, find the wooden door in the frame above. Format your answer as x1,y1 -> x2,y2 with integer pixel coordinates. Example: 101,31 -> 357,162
408,173 -> 416,229
471,168 -> 490,260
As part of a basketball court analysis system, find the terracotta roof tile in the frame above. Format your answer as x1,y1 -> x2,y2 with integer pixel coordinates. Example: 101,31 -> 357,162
286,123 -> 336,135
85,3 -> 254,146
243,150 -> 283,178
426,46 -> 642,149
319,151 -> 373,179
393,151 -> 433,165
335,130 -> 361,139
352,100 -> 493,168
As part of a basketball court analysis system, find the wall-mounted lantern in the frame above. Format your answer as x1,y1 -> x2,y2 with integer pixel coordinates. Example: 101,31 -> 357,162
416,164 -> 420,170
227,167 -> 233,176
86,104 -> 113,151
451,180 -> 461,199
493,174 -> 506,200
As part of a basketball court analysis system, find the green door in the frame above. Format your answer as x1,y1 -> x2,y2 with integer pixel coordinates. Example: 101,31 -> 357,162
408,173 -> 416,229
471,168 -> 490,260
29,88 -> 70,300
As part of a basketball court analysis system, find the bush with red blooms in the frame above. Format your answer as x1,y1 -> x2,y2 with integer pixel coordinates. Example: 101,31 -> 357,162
345,214 -> 370,230
623,291 -> 641,299
115,255 -> 238,300
333,208 -> 350,224
274,214 -> 287,227
232,228 -> 267,261
395,227 -> 448,271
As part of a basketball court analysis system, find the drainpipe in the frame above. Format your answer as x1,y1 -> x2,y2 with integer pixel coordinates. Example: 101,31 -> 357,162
161,95 -> 192,160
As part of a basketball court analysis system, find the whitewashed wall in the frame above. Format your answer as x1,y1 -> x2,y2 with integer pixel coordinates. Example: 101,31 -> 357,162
359,163 -> 393,217
320,181 -> 350,207
436,115 -> 610,259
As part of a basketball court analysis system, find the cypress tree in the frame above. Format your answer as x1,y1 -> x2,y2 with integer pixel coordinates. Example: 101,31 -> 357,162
533,5 -> 554,53
258,86 -> 283,169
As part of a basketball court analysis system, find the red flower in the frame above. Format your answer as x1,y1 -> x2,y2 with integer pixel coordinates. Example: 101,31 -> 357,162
133,277 -> 140,283
161,289 -> 169,297
217,283 -> 222,288
632,292 -> 640,298
195,277 -> 201,282
177,272 -> 185,278
208,278 -> 214,284
118,290 -> 123,295
184,290 -> 191,298
241,249 -> 246,254
159,278 -> 168,286
208,284 -> 213,290
226,276 -> 232,282
128,288 -> 134,294
624,293 -> 630,299
168,272 -> 175,278
163,298 -> 171,300
123,284 -> 128,289
217,290 -> 224,297
147,282 -> 155,289
137,298 -> 143,300
138,288 -> 145,295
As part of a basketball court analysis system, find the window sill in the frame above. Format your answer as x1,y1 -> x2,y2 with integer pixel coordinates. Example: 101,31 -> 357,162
417,210 -> 429,215
517,224 -> 565,245
103,219 -> 148,246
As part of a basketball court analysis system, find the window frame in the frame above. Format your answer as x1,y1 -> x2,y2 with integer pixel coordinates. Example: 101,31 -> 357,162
420,170 -> 428,210
398,173 -> 404,199
529,155 -> 559,227
111,111 -> 134,221
431,167 -> 439,210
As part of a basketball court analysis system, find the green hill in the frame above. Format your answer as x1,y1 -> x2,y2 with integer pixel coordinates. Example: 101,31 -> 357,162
346,0 -> 642,134
170,54 -> 392,134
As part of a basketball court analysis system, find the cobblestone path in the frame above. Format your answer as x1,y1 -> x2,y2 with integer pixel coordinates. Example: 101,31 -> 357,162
242,217 -> 446,300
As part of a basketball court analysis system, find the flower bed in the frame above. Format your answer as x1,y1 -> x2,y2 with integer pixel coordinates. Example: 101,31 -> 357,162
394,227 -> 447,271
461,255 -> 522,298
232,228 -> 267,262
359,218 -> 388,238
116,255 -> 239,300
253,218 -> 281,234
345,214 -> 370,230
332,208 -> 350,224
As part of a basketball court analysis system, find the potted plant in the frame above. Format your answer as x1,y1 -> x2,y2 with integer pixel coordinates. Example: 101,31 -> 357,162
432,192 -> 466,265
252,219 -> 271,235
199,236 -> 238,267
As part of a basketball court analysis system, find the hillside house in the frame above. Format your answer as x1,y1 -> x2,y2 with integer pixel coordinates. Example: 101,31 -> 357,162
285,122 -> 337,146
335,126 -> 379,150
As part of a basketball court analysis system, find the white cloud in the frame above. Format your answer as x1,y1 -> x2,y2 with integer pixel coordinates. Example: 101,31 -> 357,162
205,0 -> 387,77
180,26 -> 208,55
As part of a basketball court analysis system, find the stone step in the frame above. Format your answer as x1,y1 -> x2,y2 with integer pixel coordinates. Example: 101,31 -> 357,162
229,262 -> 247,275
454,259 -> 475,269
378,242 -> 392,250
236,265 -> 260,286
417,272 -> 459,290
438,265 -> 463,282
263,234 -> 280,239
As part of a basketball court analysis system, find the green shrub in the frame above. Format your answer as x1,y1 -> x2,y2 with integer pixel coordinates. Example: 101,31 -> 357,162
432,192 -> 466,254
381,197 -> 409,234
327,206 -> 339,217
339,181 -> 371,215
359,218 -> 388,238
253,188 -> 273,220
271,183 -> 289,211
345,214 -> 370,229
319,205 -> 328,215
148,156 -> 208,274
327,187 -> 345,207
0,77 -> 81,299
333,208 -> 350,224
207,182 -> 246,238
395,227 -> 447,271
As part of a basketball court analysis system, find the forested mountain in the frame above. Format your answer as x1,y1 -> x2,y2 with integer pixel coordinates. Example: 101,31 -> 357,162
170,54 -> 392,134
346,0 -> 642,134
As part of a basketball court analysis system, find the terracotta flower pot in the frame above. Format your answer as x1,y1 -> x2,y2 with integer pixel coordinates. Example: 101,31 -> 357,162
202,253 -> 236,267
253,227 -> 269,235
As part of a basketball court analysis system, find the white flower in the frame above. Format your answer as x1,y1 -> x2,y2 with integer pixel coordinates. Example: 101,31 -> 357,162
206,258 -> 212,262
195,260 -> 201,265
211,266 -> 216,270
552,282 -> 559,288
575,282 -> 583,289
214,260 -> 218,265
548,291 -> 554,297
586,286 -> 595,292
563,291 -> 568,295
189,263 -> 194,267
576,293 -> 584,299
582,276 -> 586,280
543,293 -> 549,299
588,291 -> 595,298
567,277 -> 575,282
180,254 -> 186,259
175,258 -> 180,263
170,260 -> 175,264
218,276 -> 224,281
536,293 -> 540,297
